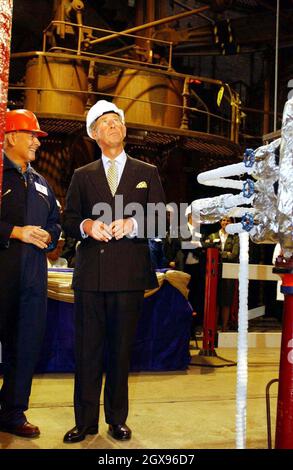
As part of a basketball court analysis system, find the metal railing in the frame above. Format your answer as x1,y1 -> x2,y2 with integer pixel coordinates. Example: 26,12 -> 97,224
8,19 -> 241,144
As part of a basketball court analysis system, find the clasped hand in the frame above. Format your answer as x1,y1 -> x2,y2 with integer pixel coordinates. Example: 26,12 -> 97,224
15,225 -> 51,249
90,219 -> 134,242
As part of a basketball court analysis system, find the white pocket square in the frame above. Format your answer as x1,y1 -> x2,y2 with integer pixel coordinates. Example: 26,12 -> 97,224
136,181 -> 148,189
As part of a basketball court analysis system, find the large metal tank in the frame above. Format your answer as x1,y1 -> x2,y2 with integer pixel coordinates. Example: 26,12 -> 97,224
24,57 -> 88,116
99,69 -> 183,128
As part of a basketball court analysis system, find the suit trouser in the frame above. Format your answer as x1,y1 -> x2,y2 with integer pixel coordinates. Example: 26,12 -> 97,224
0,286 -> 47,425
73,290 -> 144,428
185,264 -> 205,312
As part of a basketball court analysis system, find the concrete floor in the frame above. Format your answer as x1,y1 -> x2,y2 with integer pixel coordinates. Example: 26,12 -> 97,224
0,346 -> 280,450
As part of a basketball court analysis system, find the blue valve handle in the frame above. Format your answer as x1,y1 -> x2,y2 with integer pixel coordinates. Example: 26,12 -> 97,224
243,148 -> 255,167
241,213 -> 254,232
242,178 -> 255,198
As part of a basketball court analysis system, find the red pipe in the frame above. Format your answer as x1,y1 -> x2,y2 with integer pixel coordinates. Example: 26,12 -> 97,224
0,0 -> 13,207
202,247 -> 219,352
275,267 -> 293,449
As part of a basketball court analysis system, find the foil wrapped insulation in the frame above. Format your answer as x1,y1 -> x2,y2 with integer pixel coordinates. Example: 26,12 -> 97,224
195,97 -> 292,259
277,97 -> 293,258
249,138 -> 280,244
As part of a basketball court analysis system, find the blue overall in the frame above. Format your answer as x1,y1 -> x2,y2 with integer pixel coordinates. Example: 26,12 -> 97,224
0,155 -> 60,425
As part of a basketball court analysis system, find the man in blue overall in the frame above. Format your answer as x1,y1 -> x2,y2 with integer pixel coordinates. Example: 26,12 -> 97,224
0,109 -> 60,438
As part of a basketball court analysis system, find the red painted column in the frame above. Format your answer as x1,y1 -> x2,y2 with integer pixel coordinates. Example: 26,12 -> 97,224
274,268 -> 293,449
0,0 -> 13,206
202,247 -> 219,353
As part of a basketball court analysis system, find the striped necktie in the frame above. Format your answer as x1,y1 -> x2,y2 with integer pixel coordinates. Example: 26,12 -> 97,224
107,160 -> 118,196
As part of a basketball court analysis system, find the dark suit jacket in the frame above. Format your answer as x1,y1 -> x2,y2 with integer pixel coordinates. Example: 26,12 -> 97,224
63,156 -> 166,291
205,230 -> 239,262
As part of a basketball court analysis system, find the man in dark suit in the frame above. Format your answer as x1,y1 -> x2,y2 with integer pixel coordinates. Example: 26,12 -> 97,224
178,207 -> 205,332
62,100 -> 166,443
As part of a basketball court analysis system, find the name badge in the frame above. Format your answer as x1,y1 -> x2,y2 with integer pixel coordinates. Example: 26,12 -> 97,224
35,182 -> 48,196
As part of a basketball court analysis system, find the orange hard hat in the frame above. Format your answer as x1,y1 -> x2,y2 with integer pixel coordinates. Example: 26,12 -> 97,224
5,109 -> 48,137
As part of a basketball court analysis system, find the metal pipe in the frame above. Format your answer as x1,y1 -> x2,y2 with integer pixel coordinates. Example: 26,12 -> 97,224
263,74 -> 270,134
190,89 -> 210,133
202,247 -> 219,354
104,44 -> 136,57
242,106 -> 281,116
146,0 -> 155,38
0,0 -> 13,210
89,6 -> 210,46
265,378 -> 279,449
274,268 -> 293,449
274,0 -> 280,131
9,84 -> 229,122
145,0 -> 155,61
173,0 -> 215,24
180,77 -> 189,130
226,84 -> 239,143
11,50 -> 225,85
43,20 -> 173,47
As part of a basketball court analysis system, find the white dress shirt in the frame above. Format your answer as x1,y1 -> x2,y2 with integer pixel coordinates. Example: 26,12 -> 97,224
101,150 -> 127,182
185,222 -> 201,265
219,229 -> 228,252
80,151 -> 137,238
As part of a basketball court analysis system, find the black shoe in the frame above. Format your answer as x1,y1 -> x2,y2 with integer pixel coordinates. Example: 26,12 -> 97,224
108,424 -> 131,441
63,425 -> 99,443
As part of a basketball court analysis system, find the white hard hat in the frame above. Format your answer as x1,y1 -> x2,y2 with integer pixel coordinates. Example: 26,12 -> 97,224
86,100 -> 125,138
